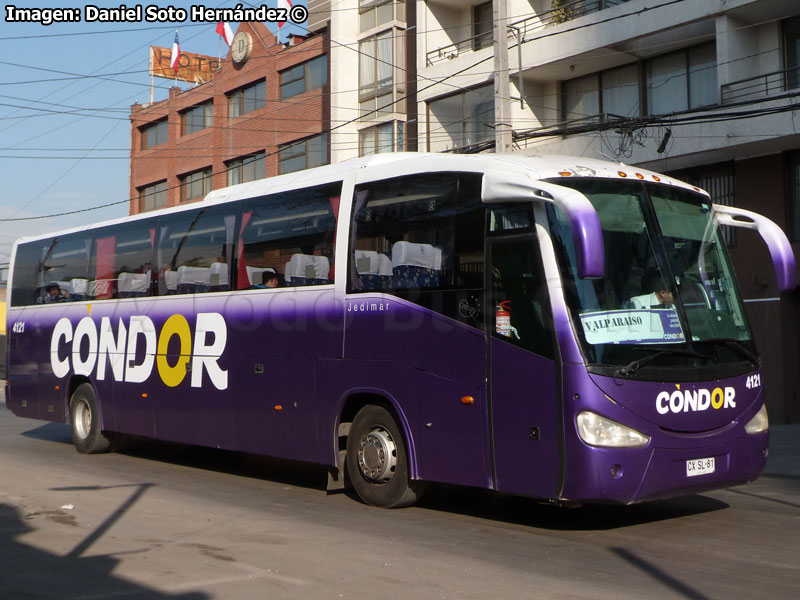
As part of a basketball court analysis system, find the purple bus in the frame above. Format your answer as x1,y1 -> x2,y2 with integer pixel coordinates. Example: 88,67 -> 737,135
5,153 -> 796,508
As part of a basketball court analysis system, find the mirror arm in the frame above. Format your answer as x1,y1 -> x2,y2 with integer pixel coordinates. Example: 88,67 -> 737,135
482,173 -> 604,278
713,204 -> 797,292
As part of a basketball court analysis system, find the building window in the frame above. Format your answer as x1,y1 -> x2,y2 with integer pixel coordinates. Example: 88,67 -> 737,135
279,133 -> 328,174
563,63 -> 639,123
785,16 -> 800,89
359,29 -> 405,117
226,152 -> 265,186
668,162 -> 736,247
181,101 -> 213,135
227,80 -> 266,118
359,0 -> 405,33
140,120 -> 168,150
180,168 -> 212,202
646,43 -> 717,115
427,84 -> 493,152
562,43 -> 716,123
139,180 -> 167,212
564,75 -> 600,123
359,121 -> 404,155
473,2 -> 493,51
280,55 -> 328,100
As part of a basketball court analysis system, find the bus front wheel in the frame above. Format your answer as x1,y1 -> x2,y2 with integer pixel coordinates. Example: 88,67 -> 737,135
69,384 -> 112,454
346,405 -> 425,508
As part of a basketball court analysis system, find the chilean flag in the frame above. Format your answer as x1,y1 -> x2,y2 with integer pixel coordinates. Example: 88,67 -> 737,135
277,0 -> 292,29
170,31 -> 181,72
216,21 -> 234,46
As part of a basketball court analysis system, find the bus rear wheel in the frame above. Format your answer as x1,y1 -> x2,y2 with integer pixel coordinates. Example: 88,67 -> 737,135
69,384 -> 112,454
346,405 -> 425,508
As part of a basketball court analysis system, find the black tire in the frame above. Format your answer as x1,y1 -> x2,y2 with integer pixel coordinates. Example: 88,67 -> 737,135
69,383 -> 113,454
346,405 -> 426,508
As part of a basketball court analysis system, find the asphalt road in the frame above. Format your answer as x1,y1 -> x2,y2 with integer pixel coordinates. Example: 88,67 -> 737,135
1,396 -> 798,600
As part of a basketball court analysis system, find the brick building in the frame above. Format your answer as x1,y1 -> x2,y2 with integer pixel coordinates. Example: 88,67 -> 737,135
129,22 -> 330,215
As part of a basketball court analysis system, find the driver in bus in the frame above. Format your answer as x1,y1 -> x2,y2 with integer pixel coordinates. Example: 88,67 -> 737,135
627,272 -> 674,309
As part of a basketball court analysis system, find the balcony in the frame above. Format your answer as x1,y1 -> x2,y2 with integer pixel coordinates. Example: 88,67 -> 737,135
721,68 -> 800,105
425,0 -> 631,66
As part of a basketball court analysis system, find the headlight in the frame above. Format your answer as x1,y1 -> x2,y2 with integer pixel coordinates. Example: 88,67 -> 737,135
576,411 -> 650,448
744,404 -> 769,434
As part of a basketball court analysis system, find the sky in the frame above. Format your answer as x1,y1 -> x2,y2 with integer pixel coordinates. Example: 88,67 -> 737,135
0,0 -> 308,268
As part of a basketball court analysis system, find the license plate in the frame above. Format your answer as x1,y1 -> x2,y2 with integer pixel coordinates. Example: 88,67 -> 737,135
686,457 -> 715,477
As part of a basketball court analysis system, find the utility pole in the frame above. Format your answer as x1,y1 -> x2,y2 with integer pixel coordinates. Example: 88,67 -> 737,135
493,0 -> 512,153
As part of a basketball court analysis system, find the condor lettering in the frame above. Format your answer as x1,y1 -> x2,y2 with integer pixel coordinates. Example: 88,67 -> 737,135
656,385 -> 736,415
50,313 -> 228,390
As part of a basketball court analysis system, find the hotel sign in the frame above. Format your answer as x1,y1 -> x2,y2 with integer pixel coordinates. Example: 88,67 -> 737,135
149,46 -> 220,84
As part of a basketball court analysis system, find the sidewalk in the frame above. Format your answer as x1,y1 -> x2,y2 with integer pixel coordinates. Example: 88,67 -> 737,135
765,424 -> 800,478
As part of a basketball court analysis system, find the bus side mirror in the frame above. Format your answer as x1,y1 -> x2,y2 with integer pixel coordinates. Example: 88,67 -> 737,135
482,172 -> 604,278
713,205 -> 798,293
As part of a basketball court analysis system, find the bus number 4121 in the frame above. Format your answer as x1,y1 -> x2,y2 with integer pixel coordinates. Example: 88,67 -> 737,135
745,374 -> 761,389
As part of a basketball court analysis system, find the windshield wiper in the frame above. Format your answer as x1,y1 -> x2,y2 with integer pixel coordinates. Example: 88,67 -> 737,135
614,347 -> 719,378
711,339 -> 760,366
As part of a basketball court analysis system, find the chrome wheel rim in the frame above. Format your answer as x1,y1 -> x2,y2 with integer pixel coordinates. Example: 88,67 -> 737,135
74,399 -> 91,440
357,426 -> 398,483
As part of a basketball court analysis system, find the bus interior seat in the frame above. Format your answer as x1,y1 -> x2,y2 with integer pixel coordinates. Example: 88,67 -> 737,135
117,271 -> 151,298
70,278 -> 88,301
284,254 -> 330,286
164,270 -> 179,294
209,262 -> 230,291
355,250 -> 393,290
391,241 -> 442,289
176,266 -> 210,294
678,277 -> 711,310
88,278 -> 115,299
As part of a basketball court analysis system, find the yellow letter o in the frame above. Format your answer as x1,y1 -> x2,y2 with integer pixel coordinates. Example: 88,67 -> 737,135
156,314 -> 191,387
711,387 -> 724,410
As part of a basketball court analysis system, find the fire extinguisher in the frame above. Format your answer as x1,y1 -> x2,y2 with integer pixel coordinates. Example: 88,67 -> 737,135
496,300 -> 512,337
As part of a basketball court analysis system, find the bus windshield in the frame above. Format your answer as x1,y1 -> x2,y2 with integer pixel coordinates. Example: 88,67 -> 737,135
546,178 -> 755,375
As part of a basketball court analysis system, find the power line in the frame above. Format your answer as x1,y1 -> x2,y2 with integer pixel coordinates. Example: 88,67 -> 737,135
0,0 -> 775,221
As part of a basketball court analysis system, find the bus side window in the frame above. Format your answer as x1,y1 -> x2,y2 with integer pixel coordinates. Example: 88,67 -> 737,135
30,234 -> 93,304
10,241 -> 47,307
156,207 -> 235,295
239,183 -> 340,289
349,173 -> 485,327
92,218 -> 156,300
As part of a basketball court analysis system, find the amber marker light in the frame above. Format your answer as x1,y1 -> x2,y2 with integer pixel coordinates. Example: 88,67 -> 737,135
274,405 -> 283,411
618,171 -> 628,177
461,396 -> 475,405
635,173 -> 644,179
558,171 -> 572,176
141,393 -> 148,398
652,175 -> 661,182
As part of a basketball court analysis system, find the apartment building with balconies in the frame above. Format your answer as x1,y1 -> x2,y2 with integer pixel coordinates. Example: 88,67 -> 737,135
308,0 -> 418,161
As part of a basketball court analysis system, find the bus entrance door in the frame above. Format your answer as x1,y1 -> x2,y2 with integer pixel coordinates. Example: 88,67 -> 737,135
488,236 -> 561,499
